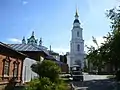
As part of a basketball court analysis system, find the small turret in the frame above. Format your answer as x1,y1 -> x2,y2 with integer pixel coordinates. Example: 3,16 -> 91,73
32,31 -> 34,36
22,36 -> 26,44
39,38 -> 42,46
27,31 -> 38,45
50,45 -> 51,51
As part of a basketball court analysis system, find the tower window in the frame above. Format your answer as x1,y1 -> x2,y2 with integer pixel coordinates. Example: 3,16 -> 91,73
77,31 -> 79,37
77,44 -> 80,51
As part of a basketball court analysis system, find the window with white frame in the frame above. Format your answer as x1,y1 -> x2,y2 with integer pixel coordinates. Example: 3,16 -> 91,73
4,61 -> 10,75
13,61 -> 19,79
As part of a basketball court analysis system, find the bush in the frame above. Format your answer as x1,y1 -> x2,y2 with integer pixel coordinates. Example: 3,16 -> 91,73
25,77 -> 68,90
25,77 -> 53,90
28,60 -> 69,90
31,60 -> 61,82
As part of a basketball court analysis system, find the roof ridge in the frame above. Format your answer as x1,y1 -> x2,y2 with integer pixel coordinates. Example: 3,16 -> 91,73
0,42 -> 27,57
33,45 -> 50,55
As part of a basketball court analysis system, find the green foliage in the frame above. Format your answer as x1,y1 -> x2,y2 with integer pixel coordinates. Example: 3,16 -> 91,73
28,60 -> 68,90
86,44 -> 105,73
86,6 -> 120,74
25,77 -> 68,90
83,65 -> 88,72
31,60 -> 61,82
25,77 -> 54,90
56,79 -> 69,90
105,6 -> 120,71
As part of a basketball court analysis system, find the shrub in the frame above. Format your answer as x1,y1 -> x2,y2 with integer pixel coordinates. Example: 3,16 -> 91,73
25,77 -> 54,90
31,60 -> 61,82
28,60 -> 69,90
25,77 -> 68,90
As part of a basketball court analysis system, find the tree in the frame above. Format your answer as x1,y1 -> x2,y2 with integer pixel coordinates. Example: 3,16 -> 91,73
25,77 -> 54,90
26,60 -> 68,90
86,6 -> 120,74
85,6 -> 120,77
25,77 -> 68,90
106,6 -> 120,71
86,38 -> 104,74
31,60 -> 61,82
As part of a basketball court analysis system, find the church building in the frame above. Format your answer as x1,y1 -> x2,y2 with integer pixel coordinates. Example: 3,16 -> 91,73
68,9 -> 85,69
7,31 -> 69,80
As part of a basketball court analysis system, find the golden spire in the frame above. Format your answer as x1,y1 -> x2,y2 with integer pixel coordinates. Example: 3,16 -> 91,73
75,6 -> 79,17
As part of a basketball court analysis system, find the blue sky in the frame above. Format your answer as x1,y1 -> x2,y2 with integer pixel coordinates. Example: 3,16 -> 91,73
0,0 -> 119,54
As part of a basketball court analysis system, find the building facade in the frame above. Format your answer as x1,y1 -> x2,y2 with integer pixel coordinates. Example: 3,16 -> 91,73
70,9 -> 85,69
0,42 -> 26,90
7,32 -> 50,83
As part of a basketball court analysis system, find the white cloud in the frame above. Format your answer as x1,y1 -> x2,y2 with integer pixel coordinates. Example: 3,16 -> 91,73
85,36 -> 105,52
7,38 -> 22,43
22,1 -> 28,5
52,47 -> 69,55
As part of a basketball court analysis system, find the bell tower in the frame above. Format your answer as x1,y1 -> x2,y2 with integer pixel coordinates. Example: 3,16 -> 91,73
70,9 -> 84,69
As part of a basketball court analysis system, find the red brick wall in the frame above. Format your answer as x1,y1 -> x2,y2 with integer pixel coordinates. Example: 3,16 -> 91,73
0,54 -> 23,84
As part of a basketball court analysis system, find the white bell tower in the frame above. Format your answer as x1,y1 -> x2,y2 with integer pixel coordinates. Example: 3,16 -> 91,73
70,9 -> 84,69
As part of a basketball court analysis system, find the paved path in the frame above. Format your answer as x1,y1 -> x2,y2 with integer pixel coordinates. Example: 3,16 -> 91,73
84,74 -> 108,81
72,79 -> 120,90
71,75 -> 120,90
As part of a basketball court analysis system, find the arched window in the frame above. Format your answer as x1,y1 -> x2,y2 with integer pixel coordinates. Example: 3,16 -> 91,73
3,57 -> 11,76
13,60 -> 19,79
4,61 -> 10,75
77,44 -> 80,51
77,31 -> 79,37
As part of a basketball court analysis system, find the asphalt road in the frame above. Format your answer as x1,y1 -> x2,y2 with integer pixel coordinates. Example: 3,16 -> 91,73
72,75 -> 120,90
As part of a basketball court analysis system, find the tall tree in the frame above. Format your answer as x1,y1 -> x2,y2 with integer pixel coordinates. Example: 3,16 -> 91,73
106,6 -> 120,71
86,6 -> 120,74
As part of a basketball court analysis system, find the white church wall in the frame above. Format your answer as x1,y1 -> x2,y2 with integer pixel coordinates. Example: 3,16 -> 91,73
71,28 -> 83,40
22,58 -> 38,83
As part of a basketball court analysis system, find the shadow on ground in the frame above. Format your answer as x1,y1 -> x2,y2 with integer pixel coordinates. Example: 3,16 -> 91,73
72,79 -> 120,90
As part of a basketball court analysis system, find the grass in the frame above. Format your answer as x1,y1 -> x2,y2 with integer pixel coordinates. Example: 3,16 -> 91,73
60,75 -> 72,90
